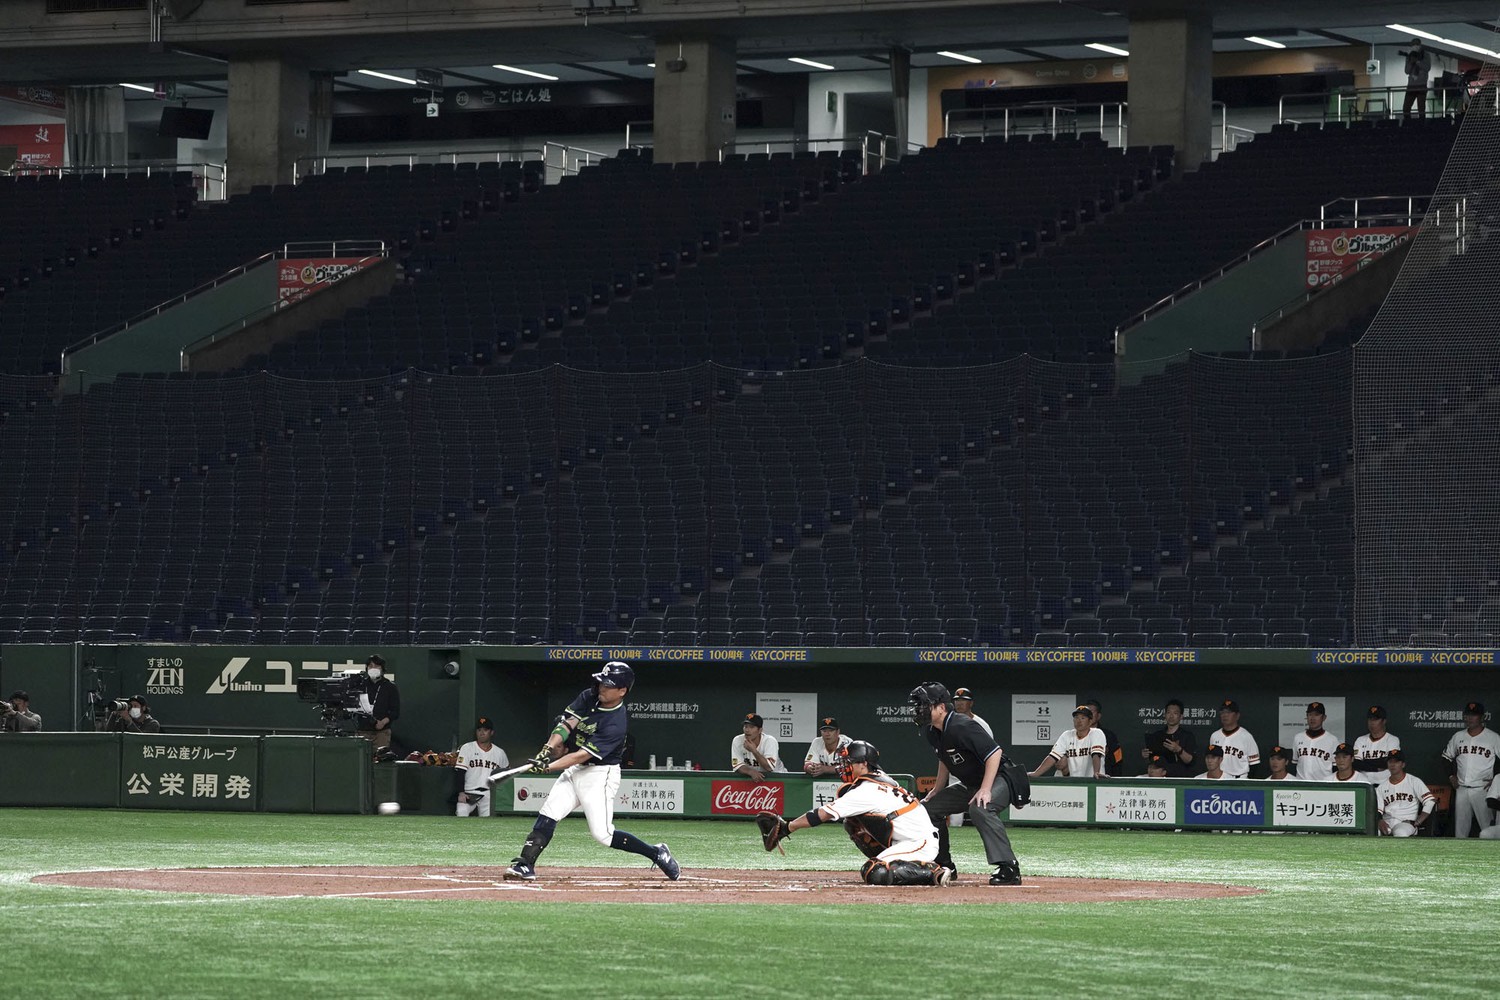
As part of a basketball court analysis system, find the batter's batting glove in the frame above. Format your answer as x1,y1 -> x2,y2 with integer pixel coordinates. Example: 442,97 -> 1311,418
532,745 -> 554,766
756,811 -> 791,853
526,757 -> 550,774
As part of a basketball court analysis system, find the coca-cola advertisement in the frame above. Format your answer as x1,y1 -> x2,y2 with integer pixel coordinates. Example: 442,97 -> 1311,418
710,780 -> 784,816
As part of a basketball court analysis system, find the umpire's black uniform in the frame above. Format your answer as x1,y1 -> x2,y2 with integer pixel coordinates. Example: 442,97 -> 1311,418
919,701 -> 1021,884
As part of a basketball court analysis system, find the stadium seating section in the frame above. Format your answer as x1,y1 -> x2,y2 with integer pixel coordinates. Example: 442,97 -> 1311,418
0,118 -> 1464,646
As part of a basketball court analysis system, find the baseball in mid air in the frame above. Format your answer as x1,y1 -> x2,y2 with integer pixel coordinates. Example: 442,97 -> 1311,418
377,801 -> 401,815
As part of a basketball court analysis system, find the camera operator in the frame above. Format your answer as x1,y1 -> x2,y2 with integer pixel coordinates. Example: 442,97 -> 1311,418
106,694 -> 161,734
355,654 -> 400,751
3,691 -> 41,733
1401,39 -> 1432,121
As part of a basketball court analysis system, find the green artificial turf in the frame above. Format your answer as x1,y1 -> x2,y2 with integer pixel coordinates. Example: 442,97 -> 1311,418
1,809 -> 1492,999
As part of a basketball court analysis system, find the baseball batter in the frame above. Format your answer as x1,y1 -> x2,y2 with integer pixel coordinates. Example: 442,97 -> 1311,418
769,741 -> 951,886
500,661 -> 680,882
1353,705 -> 1401,773
1442,700 -> 1500,838
803,717 -> 852,776
1324,742 -> 1374,784
1210,699 -> 1261,778
1029,705 -> 1106,778
1376,750 -> 1435,837
454,717 -> 510,817
1292,701 -> 1340,781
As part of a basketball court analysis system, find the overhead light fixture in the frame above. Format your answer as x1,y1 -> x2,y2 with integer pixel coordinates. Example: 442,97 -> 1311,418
357,69 -> 418,86
789,57 -> 835,70
937,50 -> 982,64
1244,36 -> 1286,49
119,82 -> 156,92
492,64 -> 560,81
1388,23 -> 1500,60
1085,42 -> 1130,57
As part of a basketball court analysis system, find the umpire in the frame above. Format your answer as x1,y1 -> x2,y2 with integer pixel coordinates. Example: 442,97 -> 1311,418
909,682 -> 1023,885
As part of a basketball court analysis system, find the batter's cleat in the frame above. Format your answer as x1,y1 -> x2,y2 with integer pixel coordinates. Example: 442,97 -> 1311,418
654,843 -> 681,881
934,866 -> 955,888
988,862 -> 1023,886
504,860 -> 536,881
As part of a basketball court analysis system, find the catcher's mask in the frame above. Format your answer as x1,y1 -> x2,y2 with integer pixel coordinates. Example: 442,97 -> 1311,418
837,740 -> 881,782
592,660 -> 635,693
908,681 -> 951,727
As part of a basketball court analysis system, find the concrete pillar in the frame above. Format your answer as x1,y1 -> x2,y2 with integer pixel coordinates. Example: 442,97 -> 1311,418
1127,6 -> 1212,167
652,37 -> 736,164
227,55 -> 311,195
889,47 -> 911,159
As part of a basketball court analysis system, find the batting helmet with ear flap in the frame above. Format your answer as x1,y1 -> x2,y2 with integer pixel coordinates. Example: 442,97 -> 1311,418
908,681 -> 951,726
592,660 -> 635,690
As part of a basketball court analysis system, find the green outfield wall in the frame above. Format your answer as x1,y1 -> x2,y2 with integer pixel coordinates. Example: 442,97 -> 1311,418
1,643 -> 1493,787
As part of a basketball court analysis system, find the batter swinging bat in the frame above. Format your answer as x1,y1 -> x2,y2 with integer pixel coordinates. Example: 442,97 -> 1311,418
485,761 -> 534,788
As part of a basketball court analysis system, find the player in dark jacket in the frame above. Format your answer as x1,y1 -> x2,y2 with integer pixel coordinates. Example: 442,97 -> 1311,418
910,682 -> 1023,886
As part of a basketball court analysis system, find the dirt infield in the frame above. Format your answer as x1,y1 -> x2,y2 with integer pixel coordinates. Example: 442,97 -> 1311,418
33,866 -> 1262,903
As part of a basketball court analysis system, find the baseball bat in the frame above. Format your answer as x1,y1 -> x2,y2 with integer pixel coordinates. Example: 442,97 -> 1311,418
485,761 -> 535,788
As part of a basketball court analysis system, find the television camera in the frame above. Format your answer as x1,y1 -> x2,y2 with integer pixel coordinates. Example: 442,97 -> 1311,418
296,672 -> 370,736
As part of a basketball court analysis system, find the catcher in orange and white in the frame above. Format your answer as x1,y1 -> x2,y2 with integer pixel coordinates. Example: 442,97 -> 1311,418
756,740 -> 952,886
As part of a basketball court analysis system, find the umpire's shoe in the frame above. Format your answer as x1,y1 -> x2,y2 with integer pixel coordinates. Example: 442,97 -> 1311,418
988,861 -> 1023,886
654,843 -> 682,881
504,859 -> 537,881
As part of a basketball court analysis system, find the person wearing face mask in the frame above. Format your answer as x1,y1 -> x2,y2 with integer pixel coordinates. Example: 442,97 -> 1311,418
107,694 -> 161,734
356,654 -> 400,751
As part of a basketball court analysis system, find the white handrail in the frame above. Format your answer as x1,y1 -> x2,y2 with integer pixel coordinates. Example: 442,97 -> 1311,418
943,102 -> 1129,148
292,149 -> 546,183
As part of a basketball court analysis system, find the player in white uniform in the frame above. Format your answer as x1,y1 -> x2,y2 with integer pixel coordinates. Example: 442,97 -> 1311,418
731,713 -> 784,780
781,740 -> 951,886
1324,742 -> 1373,784
1029,705 -> 1107,779
1292,701 -> 1340,781
1265,745 -> 1293,780
1210,699 -> 1260,778
803,717 -> 853,776
454,717 -> 510,817
1353,705 -> 1401,774
1479,774 -> 1500,839
1376,750 -> 1435,837
1195,744 -> 1227,779
1443,700 -> 1500,838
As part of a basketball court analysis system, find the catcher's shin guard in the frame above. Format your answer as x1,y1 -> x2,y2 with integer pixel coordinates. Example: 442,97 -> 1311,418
887,860 -> 946,886
859,858 -> 892,885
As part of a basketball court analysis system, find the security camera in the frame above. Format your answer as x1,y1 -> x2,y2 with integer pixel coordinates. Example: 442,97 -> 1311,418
443,661 -> 460,678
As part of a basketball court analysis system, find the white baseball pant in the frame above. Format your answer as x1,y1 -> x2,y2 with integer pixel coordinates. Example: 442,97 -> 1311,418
1380,816 -> 1419,838
456,787 -> 491,818
1453,785 -> 1495,838
539,762 -> 621,845
877,835 -> 939,865
1479,823 -> 1500,839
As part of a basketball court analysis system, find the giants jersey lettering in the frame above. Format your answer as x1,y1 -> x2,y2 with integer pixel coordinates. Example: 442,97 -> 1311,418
824,775 -> 936,846
1378,773 -> 1435,823
455,741 -> 511,791
1442,728 -> 1500,786
805,734 -> 852,767
1293,731 -> 1341,781
1047,728 -> 1107,778
1211,727 -> 1261,778
1353,732 -> 1401,767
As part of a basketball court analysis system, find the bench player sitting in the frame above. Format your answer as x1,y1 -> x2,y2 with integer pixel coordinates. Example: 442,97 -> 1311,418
803,717 -> 852,776
1376,750 -> 1435,837
1324,742 -> 1373,784
778,740 -> 952,886
1029,705 -> 1106,779
731,713 -> 784,781
1265,745 -> 1293,780
1195,744 -> 1227,779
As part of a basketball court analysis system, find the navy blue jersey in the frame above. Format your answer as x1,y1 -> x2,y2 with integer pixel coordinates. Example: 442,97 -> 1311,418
563,688 -> 629,765
924,710 -> 1000,788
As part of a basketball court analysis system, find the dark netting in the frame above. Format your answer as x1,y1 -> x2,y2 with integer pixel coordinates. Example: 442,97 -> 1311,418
1355,71 -> 1500,647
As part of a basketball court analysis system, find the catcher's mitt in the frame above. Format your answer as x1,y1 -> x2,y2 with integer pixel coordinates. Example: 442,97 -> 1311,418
756,811 -> 791,854
422,751 -> 459,767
